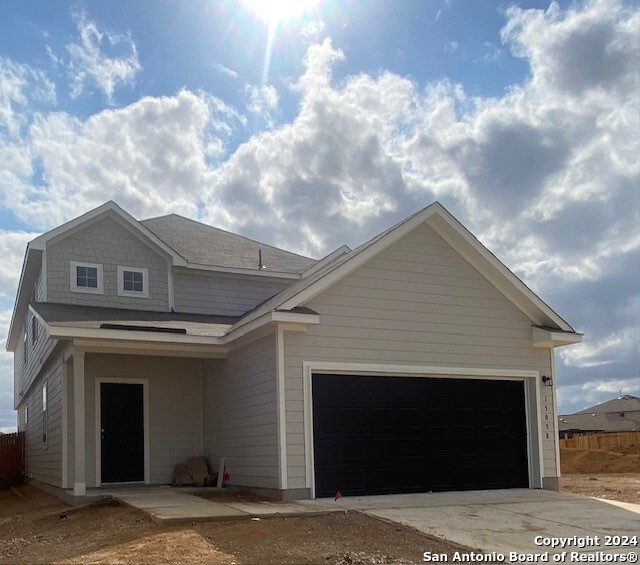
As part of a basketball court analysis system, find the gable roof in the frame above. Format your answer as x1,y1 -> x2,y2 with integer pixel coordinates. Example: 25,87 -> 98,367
142,214 -> 316,275
574,395 -> 640,416
7,201 -> 187,351
230,202 -> 578,335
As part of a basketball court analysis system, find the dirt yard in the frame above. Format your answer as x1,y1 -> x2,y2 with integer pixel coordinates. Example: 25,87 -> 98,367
0,485 -> 473,564
559,443 -> 640,504
560,473 -> 640,504
560,444 -> 640,474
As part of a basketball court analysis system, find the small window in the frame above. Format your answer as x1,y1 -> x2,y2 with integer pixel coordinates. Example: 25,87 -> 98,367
77,266 -> 98,288
42,381 -> 48,447
31,316 -> 38,345
70,261 -> 104,294
117,266 -> 149,298
23,328 -> 27,364
24,404 -> 28,426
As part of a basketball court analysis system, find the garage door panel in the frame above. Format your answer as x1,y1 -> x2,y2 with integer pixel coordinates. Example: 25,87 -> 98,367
312,374 -> 529,497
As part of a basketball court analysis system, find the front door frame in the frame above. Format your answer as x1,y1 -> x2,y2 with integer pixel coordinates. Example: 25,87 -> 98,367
302,362 -> 543,499
95,377 -> 150,486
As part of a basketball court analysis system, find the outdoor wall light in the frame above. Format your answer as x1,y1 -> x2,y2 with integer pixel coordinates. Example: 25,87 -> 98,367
541,375 -> 553,387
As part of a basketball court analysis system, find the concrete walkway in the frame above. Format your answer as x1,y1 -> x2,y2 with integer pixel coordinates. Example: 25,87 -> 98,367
306,489 -> 640,561
105,488 -> 341,524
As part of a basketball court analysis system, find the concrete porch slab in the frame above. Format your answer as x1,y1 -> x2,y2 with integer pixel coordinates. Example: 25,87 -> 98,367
108,489 -> 342,524
111,491 -> 246,523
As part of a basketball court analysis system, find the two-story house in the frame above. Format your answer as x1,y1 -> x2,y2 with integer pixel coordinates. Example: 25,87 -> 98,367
7,201 -> 581,500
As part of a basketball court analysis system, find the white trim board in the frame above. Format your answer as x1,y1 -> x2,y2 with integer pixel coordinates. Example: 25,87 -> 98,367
276,327 -> 288,489
94,377 -> 150,487
302,362 -> 543,499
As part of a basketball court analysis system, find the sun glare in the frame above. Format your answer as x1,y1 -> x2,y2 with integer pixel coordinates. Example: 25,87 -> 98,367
242,0 -> 321,85
243,0 -> 319,25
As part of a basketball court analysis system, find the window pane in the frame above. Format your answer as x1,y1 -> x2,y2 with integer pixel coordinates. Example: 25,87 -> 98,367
76,266 -> 98,288
123,270 -> 144,292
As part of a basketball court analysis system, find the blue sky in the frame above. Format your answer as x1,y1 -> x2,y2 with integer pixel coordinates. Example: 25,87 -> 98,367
0,0 -> 639,431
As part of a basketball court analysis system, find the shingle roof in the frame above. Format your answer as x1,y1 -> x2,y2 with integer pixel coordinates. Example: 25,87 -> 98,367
32,302 -> 239,337
557,412 -> 640,433
231,206 -> 428,332
574,395 -> 640,415
141,214 -> 316,274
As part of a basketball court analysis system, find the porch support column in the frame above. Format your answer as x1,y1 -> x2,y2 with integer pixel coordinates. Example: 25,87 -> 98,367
73,351 -> 86,496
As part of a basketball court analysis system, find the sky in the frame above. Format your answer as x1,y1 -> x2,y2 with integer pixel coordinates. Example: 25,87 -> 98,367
0,0 -> 638,431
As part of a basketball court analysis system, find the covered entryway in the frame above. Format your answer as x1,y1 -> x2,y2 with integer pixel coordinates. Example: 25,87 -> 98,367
100,382 -> 145,483
312,374 -> 529,497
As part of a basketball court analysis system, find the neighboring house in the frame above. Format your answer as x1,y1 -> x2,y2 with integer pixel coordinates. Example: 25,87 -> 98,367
558,395 -> 640,438
7,201 -> 582,500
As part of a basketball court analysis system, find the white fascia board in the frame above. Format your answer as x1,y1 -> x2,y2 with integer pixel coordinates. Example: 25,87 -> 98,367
47,324 -> 228,345
224,310 -> 320,343
426,212 -> 575,332
301,245 -> 351,278
532,326 -> 583,348
183,262 -> 301,280
279,204 -> 442,310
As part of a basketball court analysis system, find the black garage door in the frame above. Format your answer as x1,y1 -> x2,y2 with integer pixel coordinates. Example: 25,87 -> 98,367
312,374 -> 529,497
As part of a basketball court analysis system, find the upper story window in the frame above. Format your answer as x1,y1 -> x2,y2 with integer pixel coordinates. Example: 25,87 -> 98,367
70,261 -> 104,294
31,315 -> 38,345
23,328 -> 27,364
117,266 -> 149,298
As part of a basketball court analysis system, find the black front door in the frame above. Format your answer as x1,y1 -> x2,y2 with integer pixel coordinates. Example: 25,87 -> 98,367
100,383 -> 144,483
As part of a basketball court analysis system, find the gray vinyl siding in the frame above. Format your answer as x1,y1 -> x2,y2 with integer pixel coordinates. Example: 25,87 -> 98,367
80,354 -> 204,487
174,269 -> 292,316
284,223 -> 555,488
46,216 -> 169,311
23,349 -> 64,487
14,264 -> 58,409
203,334 -> 279,489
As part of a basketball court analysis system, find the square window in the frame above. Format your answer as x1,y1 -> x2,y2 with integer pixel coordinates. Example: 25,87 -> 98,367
117,266 -> 149,298
123,270 -> 144,292
76,266 -> 98,288
70,262 -> 103,294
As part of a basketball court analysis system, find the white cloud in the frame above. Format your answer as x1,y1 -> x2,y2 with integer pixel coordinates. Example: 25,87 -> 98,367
212,62 -> 239,80
0,231 -> 39,300
556,378 -> 640,414
300,20 -> 325,41
243,84 -> 279,127
0,57 -> 56,136
4,90 -> 243,229
65,10 -> 141,104
559,327 -> 639,368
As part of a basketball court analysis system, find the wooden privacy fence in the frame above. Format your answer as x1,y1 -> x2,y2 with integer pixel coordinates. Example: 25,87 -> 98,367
0,432 -> 25,487
560,431 -> 640,450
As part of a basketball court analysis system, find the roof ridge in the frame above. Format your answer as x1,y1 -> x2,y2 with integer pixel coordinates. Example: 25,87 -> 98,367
142,213 -> 316,261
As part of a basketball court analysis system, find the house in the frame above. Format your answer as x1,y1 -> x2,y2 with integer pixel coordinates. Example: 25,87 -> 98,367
7,201 -> 582,500
558,395 -> 640,438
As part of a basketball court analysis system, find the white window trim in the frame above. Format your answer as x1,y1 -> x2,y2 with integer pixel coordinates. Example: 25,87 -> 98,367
70,261 -> 104,294
117,266 -> 149,298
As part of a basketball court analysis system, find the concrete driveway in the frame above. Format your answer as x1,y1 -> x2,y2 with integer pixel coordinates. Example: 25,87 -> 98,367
305,489 -> 640,562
